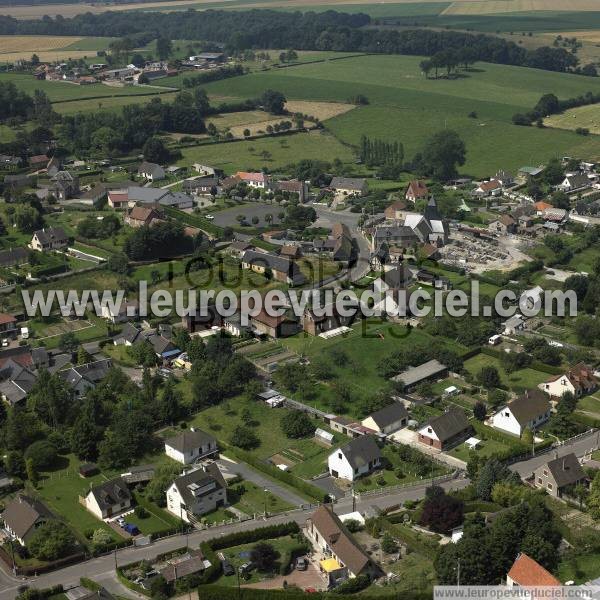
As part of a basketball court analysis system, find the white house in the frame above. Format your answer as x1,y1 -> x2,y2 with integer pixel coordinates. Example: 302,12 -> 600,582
138,161 -> 165,182
166,464 -> 227,522
502,314 -> 527,335
235,171 -> 270,188
361,402 -> 408,435
101,299 -> 139,324
164,429 -> 218,464
538,363 -> 598,399
2,495 -> 52,546
328,435 -> 381,482
30,227 -> 69,252
83,478 -> 132,520
557,173 -> 590,192
489,389 -> 551,437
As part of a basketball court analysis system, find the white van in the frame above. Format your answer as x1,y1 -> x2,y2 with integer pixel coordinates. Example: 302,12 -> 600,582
488,334 -> 501,346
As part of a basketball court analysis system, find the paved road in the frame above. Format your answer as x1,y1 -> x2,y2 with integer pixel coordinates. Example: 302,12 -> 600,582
0,478 -> 469,599
509,429 -> 600,478
313,206 -> 371,282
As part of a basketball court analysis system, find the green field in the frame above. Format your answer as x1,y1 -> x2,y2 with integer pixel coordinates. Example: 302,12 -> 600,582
0,72 -> 172,103
464,353 -> 549,392
52,91 -> 179,115
62,37 -> 115,51
178,130 -> 354,172
198,54 -> 600,176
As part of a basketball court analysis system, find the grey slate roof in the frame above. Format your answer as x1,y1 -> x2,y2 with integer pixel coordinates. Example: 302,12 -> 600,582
381,262 -> 412,290
127,186 -> 168,203
3,495 -> 52,539
421,408 -> 470,443
173,463 -> 226,503
33,227 -> 68,245
330,177 -> 367,192
506,389 -> 550,426
338,435 -> 381,470
392,359 -> 447,387
545,453 -> 586,488
88,478 -> 131,512
242,250 -> 305,284
0,247 -> 28,268
166,429 -> 216,454
366,402 -> 409,429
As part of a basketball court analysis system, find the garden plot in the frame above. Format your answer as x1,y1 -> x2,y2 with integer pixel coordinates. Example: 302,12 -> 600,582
36,319 -> 94,339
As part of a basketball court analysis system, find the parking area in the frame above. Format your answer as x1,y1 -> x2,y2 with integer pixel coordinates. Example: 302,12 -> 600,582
212,202 -> 284,228
243,557 -> 326,591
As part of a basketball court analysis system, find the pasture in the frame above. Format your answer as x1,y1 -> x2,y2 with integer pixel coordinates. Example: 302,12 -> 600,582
178,130 -> 354,171
198,54 -> 600,176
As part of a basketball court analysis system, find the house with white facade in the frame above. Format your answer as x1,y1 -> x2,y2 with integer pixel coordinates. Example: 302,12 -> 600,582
538,363 -> 598,400
166,464 -> 227,522
164,429 -> 218,464
328,435 -> 381,482
361,403 -> 408,435
83,478 -> 132,520
489,389 -> 551,437
305,505 -> 374,586
2,495 -> 53,546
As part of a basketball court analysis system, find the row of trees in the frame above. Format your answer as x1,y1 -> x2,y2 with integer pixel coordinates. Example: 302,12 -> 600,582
0,10 -> 585,74
359,135 -> 404,168
513,91 -> 600,126
419,47 -> 478,78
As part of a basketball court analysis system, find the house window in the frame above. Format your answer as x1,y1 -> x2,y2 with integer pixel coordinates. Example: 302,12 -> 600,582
537,478 -> 542,484
543,470 -> 548,476
547,483 -> 553,490
338,453 -> 342,460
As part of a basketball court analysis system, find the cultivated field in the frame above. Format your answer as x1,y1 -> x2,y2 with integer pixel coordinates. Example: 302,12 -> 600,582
0,35 -> 82,52
545,104 -> 600,135
442,0 -> 600,15
198,53 -> 600,176
0,35 -> 113,62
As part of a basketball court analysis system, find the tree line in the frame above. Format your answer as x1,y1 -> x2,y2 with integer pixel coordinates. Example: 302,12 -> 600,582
513,90 -> 600,126
359,135 -> 404,168
0,9 -> 589,75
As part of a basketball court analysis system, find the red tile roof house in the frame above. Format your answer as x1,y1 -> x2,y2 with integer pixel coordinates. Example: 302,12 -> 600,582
538,363 -> 598,400
234,171 -> 271,189
0,313 -> 18,337
107,189 -> 130,210
506,553 -> 560,587
405,180 -> 428,203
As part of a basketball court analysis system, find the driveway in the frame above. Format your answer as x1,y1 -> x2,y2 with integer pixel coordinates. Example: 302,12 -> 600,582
243,558 -> 325,591
311,474 -> 345,500
216,456 -> 307,508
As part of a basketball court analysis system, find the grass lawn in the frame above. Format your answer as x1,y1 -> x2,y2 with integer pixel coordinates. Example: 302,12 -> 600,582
448,438 -> 511,462
188,395 -> 340,479
52,91 -> 178,115
198,54 -> 600,177
281,319 -> 466,417
557,552 -> 600,584
568,247 -> 599,274
177,130 -> 355,172
126,491 -> 181,536
577,394 -> 600,417
464,353 -> 548,392
103,344 -> 139,367
33,454 -> 124,545
215,535 -> 303,586
383,552 -> 436,594
353,445 -> 448,493
203,480 -> 294,523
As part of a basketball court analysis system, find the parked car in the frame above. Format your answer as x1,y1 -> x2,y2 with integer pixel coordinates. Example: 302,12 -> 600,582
123,523 -> 140,535
205,214 -> 215,220
157,368 -> 172,379
295,557 -> 308,571
221,560 -> 235,576
117,517 -> 126,527
239,562 -> 255,575
1,339 -> 8,347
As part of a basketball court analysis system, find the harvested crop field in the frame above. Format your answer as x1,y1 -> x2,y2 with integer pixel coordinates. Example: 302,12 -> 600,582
442,0 -> 600,15
545,104 -> 600,135
285,100 -> 355,120
0,35 -> 83,52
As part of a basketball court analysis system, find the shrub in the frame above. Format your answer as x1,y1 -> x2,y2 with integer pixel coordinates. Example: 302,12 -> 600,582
134,506 -> 149,519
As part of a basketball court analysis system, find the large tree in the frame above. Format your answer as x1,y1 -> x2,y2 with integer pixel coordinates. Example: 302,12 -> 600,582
422,130 -> 466,181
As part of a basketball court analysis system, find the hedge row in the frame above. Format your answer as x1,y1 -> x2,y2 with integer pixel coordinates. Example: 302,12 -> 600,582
278,541 -> 310,575
222,443 -> 326,503
195,585 -> 431,600
209,521 -> 300,551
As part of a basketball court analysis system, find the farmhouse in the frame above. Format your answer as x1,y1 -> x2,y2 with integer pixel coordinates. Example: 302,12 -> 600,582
532,452 -> 587,498
533,201 -> 553,216
305,505 -> 374,585
328,435 -> 382,481
234,171 -> 270,189
538,363 -> 597,399
274,179 -> 307,202
372,262 -> 414,317
124,206 -> 164,228
489,389 -> 551,437
330,177 -> 367,197
241,250 -> 306,286
101,299 -> 139,324
60,359 -> 113,398
107,189 -> 130,209
165,428 -> 218,464
507,553 -> 560,587
138,162 -> 165,182
417,408 -> 472,450
330,222 -> 354,262
0,313 -> 18,337
83,478 -> 132,520
30,227 -> 69,252
494,170 -> 514,187
183,177 -> 219,196
250,309 -> 299,339
384,200 -> 407,221
3,495 -> 53,546
50,170 -> 79,200
557,173 -> 590,192
405,180 -> 428,203
392,359 -> 448,392
0,360 -> 36,405
303,304 -> 355,336
166,463 -> 227,522
473,180 -> 502,197
361,402 -> 408,435
488,215 -> 517,235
